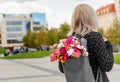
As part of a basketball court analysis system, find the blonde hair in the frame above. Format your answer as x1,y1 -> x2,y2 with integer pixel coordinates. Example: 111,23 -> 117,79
70,4 -> 98,36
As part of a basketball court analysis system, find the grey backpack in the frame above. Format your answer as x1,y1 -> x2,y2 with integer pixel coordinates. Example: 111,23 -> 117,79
62,34 -> 103,82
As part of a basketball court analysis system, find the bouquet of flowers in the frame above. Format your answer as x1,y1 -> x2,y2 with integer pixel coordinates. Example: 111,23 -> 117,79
50,36 -> 88,63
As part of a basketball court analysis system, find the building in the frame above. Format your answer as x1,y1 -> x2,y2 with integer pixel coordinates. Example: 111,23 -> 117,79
114,0 -> 120,19
96,3 -> 116,31
0,13 -> 47,47
31,13 -> 47,31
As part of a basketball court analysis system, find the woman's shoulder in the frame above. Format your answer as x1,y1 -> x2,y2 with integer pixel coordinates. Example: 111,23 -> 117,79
85,31 -> 102,39
84,31 -> 103,43
84,32 -> 104,46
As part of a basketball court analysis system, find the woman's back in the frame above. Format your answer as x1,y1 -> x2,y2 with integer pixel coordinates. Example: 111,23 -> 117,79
84,31 -> 114,82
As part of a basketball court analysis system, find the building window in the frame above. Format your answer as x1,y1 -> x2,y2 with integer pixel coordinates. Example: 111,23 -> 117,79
0,40 -> 1,44
7,33 -> 22,38
33,27 -> 41,31
100,11 -> 102,14
6,21 -> 22,25
106,8 -> 109,12
103,9 -> 106,13
25,21 -> 30,31
7,39 -> 22,44
0,34 -> 1,38
33,22 -> 40,24
7,27 -> 22,31
31,13 -> 46,25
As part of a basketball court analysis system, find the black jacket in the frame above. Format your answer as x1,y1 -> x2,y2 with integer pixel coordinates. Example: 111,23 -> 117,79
59,32 -> 114,82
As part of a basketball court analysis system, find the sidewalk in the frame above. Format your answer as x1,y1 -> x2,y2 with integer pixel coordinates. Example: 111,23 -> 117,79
0,57 -> 120,82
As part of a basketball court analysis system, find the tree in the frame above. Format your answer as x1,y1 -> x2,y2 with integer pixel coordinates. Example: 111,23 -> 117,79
23,31 -> 37,48
22,30 -> 31,47
34,30 -> 46,46
44,29 -> 56,46
55,23 -> 70,43
98,27 -> 104,36
26,32 -> 37,48
106,19 -> 120,45
59,23 -> 70,38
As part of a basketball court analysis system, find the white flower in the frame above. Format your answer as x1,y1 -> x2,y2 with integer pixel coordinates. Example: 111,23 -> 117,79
86,52 -> 89,56
83,48 -> 87,51
67,48 -> 74,56
75,40 -> 78,44
72,38 -> 74,41
70,44 -> 74,47
81,46 -> 84,49
76,45 -> 81,49
57,42 -> 64,49
83,52 -> 89,56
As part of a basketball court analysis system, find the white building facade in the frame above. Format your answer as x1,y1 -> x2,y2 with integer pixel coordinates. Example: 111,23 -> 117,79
0,13 -> 47,47
96,3 -> 116,31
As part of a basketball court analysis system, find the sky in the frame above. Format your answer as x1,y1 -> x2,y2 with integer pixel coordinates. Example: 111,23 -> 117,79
0,0 -> 114,29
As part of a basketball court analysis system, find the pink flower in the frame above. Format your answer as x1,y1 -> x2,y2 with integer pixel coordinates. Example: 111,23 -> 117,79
65,43 -> 72,50
66,37 -> 73,43
50,36 -> 88,63
72,49 -> 81,58
50,53 -> 57,62
53,49 -> 60,56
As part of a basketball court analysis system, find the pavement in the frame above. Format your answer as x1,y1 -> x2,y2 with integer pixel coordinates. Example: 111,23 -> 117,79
0,57 -> 120,82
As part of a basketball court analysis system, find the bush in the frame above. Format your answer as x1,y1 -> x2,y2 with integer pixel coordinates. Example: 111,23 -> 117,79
114,54 -> 120,64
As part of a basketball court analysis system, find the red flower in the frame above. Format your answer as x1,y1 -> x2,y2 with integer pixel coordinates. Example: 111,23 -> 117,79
60,47 -> 66,54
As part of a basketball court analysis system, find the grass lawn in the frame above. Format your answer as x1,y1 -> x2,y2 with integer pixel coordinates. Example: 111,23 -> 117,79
114,54 -> 120,64
1,51 -> 52,59
1,51 -> 120,64
0,48 -> 6,54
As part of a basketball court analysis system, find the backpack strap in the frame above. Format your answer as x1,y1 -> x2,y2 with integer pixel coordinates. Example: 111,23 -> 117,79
74,33 -> 83,39
96,68 -> 103,82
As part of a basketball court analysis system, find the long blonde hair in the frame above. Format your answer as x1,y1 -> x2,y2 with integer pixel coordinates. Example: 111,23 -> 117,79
70,4 -> 98,36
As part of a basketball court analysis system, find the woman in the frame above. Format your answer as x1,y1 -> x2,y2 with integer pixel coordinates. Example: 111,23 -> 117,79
59,4 -> 114,82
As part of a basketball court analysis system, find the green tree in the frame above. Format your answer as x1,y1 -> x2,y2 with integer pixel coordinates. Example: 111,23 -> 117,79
98,27 -> 104,35
55,23 -> 70,43
23,31 -> 37,48
106,19 -> 120,45
35,30 -> 46,46
59,23 -> 70,38
22,30 -> 31,47
44,29 -> 56,46
28,32 -> 37,48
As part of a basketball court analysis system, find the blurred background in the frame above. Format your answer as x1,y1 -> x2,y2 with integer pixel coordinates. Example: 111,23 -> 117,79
0,0 -> 119,56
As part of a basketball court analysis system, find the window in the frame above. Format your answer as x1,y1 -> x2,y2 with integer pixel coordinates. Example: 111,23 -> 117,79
7,27 -> 22,31
6,21 -> 22,25
31,13 -> 46,25
0,34 -> 1,38
106,8 -> 109,12
103,9 -> 106,13
25,21 -> 30,31
100,11 -> 102,14
33,22 -> 40,24
0,40 -> 1,44
33,27 -> 41,31
7,39 -> 22,44
7,33 -> 22,38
